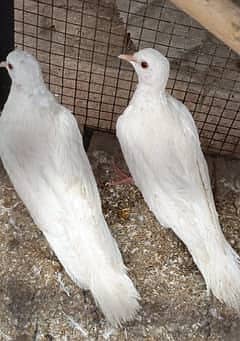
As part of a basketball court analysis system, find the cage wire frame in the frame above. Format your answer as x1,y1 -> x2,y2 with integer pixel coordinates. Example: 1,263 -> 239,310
9,0 -> 240,157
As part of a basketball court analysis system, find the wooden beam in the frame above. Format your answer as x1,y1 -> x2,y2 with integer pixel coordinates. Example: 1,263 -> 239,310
169,0 -> 240,55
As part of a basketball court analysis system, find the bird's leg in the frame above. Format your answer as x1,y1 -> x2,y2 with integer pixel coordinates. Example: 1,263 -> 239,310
111,176 -> 134,185
109,161 -> 134,185
82,289 -> 88,304
113,163 -> 133,183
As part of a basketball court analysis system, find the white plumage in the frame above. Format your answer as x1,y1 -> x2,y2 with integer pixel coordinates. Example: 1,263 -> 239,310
117,48 -> 240,311
0,49 -> 140,326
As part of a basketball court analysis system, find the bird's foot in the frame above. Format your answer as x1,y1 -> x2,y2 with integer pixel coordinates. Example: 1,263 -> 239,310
107,162 -> 134,185
82,289 -> 88,304
110,176 -> 134,185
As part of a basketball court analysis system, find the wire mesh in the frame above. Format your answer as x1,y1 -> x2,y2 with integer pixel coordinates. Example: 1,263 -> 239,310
14,0 -> 240,157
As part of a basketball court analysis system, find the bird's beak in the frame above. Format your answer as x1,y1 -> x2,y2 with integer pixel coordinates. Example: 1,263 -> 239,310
118,54 -> 137,63
0,61 -> 7,68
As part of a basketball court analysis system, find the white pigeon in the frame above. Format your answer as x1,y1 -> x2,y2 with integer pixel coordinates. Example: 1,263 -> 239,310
0,49 -> 140,326
117,47 -> 240,312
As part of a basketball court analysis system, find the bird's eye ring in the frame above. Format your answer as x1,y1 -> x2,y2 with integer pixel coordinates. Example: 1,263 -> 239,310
141,61 -> 148,69
8,63 -> 13,70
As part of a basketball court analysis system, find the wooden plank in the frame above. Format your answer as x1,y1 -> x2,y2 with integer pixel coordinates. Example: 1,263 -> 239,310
170,0 -> 240,55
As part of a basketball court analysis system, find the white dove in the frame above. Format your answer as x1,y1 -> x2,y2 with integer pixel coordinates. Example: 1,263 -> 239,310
0,49 -> 140,326
117,47 -> 240,312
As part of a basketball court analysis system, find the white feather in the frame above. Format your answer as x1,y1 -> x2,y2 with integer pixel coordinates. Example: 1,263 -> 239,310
0,49 -> 140,326
117,48 -> 240,312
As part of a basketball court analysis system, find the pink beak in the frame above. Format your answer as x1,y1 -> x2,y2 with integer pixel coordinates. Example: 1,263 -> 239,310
0,61 -> 7,68
118,54 -> 137,63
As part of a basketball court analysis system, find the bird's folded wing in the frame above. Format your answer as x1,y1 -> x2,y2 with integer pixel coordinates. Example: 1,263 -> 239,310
158,98 -> 219,233
171,98 -> 217,213
40,108 -> 122,265
123,96 -> 218,231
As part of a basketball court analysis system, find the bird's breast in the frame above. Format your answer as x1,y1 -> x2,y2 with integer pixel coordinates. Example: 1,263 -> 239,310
120,100 -> 174,147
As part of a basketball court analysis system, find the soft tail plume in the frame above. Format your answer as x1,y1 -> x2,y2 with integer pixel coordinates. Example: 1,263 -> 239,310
91,270 -> 140,326
205,241 -> 240,312
191,236 -> 240,312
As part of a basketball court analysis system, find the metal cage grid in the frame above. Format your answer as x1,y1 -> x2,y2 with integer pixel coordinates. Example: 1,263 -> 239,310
14,0 -> 240,157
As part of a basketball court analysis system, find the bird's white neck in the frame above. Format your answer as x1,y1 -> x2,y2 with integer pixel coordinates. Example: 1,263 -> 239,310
134,82 -> 167,102
2,82 -> 55,122
11,81 -> 49,97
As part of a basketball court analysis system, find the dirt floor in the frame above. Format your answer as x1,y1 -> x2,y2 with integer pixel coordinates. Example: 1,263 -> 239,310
0,131 -> 240,340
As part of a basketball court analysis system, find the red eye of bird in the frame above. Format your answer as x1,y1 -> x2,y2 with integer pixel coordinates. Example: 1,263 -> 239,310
141,61 -> 148,69
8,63 -> 13,70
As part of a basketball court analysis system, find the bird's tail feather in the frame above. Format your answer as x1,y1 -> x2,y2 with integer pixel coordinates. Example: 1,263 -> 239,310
90,269 -> 140,326
191,237 -> 240,312
206,242 -> 240,311
44,230 -> 140,325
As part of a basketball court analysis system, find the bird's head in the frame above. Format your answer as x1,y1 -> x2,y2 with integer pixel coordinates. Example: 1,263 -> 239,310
119,48 -> 169,91
0,49 -> 44,90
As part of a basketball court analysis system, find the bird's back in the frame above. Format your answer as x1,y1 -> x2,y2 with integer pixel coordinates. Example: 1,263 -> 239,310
117,90 -> 218,233
116,46 -> 240,314
0,49 -> 140,326
0,89 -> 123,286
